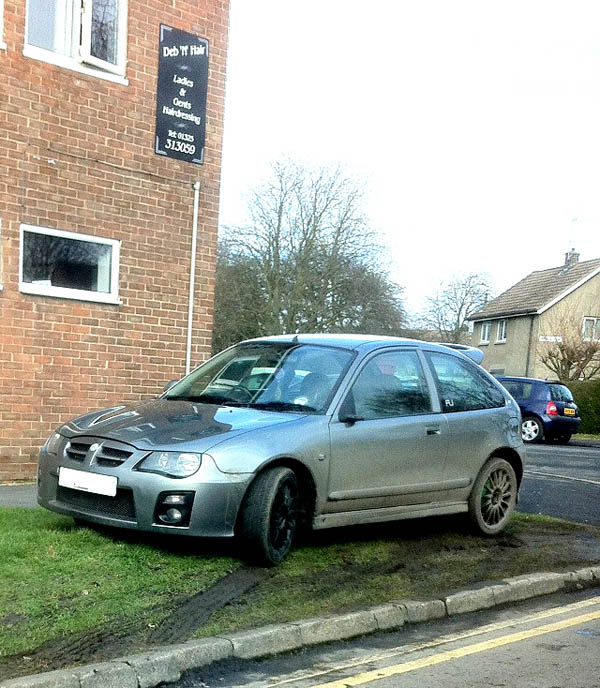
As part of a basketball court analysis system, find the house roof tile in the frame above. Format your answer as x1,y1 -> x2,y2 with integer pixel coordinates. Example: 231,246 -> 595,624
469,257 -> 600,321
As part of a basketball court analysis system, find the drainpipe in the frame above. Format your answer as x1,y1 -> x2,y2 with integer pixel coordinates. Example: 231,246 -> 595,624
524,314 -> 535,376
185,182 -> 201,375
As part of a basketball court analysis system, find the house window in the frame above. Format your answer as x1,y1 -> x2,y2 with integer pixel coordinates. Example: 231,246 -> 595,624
25,0 -> 127,79
496,319 -> 507,343
0,0 -> 6,49
480,322 -> 491,344
0,218 -> 3,290
19,224 -> 121,304
583,317 -> 600,341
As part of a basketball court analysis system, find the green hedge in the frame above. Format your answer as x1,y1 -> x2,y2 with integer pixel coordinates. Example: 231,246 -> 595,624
568,380 -> 600,434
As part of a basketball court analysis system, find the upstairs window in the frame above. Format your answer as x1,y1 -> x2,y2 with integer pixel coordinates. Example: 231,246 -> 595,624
496,319 -> 507,343
583,317 -> 600,341
19,224 -> 120,305
25,0 -> 127,78
0,0 -> 6,49
480,321 -> 491,344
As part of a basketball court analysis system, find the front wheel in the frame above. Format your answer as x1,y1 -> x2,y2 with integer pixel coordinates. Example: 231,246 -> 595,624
468,457 -> 517,536
238,467 -> 299,566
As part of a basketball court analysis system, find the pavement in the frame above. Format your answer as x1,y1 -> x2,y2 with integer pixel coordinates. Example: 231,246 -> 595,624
2,460 -> 600,688
2,566 -> 599,688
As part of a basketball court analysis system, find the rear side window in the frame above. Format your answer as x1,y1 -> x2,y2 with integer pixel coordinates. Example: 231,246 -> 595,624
426,352 -> 506,412
501,380 -> 533,400
548,384 -> 574,403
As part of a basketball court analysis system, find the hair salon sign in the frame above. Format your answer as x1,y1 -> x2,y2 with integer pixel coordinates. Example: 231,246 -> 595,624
155,25 -> 209,165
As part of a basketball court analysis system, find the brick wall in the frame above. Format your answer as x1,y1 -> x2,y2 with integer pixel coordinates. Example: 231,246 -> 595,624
0,0 -> 230,480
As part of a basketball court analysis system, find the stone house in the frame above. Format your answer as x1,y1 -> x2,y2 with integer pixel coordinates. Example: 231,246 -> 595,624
468,251 -> 600,378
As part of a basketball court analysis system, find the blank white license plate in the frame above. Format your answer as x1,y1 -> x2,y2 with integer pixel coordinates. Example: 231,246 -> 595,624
59,467 -> 117,497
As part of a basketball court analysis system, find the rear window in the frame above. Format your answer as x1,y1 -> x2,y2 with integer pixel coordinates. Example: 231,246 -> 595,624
548,384 -> 574,402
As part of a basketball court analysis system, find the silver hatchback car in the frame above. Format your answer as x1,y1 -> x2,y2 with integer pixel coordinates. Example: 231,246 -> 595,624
38,335 -> 525,565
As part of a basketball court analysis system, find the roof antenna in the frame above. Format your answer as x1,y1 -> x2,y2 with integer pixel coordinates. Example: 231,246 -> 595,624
292,334 -> 299,343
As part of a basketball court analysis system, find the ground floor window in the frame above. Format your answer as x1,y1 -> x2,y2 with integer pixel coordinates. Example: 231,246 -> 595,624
19,224 -> 121,304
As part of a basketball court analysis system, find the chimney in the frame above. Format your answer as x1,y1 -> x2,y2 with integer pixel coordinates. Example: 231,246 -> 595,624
564,248 -> 579,268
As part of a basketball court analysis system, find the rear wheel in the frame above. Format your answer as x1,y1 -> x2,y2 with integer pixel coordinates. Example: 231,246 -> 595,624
521,416 -> 543,443
238,467 -> 299,566
468,457 -> 517,535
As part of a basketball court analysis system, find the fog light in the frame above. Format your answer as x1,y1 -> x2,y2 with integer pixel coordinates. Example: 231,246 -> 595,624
160,508 -> 183,524
154,492 -> 195,528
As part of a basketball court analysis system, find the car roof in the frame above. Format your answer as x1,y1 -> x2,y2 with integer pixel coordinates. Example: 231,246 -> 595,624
243,334 -> 485,363
496,375 -> 565,385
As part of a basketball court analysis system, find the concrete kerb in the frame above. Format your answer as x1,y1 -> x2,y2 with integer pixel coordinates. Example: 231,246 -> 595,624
3,566 -> 600,688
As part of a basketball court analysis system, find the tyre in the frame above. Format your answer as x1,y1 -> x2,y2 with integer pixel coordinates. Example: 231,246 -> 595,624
238,467 -> 299,566
521,416 -> 543,443
468,457 -> 517,536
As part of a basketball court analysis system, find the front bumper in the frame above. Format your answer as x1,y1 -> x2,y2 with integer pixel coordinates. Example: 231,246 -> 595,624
37,447 -> 252,538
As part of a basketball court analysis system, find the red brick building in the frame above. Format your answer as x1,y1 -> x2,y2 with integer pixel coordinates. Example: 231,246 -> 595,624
0,0 -> 230,480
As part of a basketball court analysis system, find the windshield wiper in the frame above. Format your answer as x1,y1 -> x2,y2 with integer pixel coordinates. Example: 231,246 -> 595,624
165,394 -> 244,406
249,401 -> 317,413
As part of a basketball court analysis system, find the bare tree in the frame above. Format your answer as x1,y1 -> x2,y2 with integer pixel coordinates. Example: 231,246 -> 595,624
418,273 -> 493,344
213,160 -> 405,349
538,305 -> 600,381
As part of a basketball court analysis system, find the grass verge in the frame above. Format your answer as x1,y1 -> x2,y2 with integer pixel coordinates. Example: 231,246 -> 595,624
1,507 -> 599,678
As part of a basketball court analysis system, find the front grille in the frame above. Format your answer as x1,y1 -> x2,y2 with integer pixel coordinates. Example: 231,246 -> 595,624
95,444 -> 134,468
57,486 -> 136,521
63,437 -> 137,467
65,440 -> 92,462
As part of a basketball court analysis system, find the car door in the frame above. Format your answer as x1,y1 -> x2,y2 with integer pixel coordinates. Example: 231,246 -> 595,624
326,348 -> 450,513
423,350 -> 510,491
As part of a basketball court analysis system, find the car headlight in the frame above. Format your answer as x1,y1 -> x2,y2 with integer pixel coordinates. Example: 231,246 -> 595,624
136,452 -> 202,478
43,432 -> 62,455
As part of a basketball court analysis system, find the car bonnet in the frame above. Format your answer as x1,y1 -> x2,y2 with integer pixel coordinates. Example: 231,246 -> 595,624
60,398 -> 304,453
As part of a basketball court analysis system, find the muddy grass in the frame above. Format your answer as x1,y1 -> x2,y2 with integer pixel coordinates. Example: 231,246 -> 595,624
1,512 -> 599,682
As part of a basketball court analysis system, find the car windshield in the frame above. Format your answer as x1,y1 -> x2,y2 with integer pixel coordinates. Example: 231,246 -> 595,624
164,341 -> 354,413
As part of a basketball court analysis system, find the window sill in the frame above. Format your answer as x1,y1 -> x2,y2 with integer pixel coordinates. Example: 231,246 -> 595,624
479,341 -> 490,346
20,284 -> 121,306
23,46 -> 128,86
0,41 -> 7,51
495,340 -> 507,345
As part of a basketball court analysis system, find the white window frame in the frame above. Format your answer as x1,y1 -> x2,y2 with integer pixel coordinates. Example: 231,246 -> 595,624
480,321 -> 491,344
0,218 -> 4,291
582,316 -> 600,342
496,319 -> 507,343
0,0 -> 6,50
19,224 -> 121,305
23,0 -> 128,84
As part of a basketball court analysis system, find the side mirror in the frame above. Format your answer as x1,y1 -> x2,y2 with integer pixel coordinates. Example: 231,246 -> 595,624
163,380 -> 178,393
338,413 -> 364,425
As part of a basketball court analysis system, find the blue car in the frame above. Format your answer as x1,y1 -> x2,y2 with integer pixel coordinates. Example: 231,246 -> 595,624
496,376 -> 581,444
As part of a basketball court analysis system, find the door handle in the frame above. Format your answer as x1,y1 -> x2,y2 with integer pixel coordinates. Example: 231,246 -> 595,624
426,427 -> 441,436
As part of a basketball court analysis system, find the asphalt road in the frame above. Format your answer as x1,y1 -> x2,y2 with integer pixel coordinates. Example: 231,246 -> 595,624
518,443 -> 600,526
171,590 -> 600,688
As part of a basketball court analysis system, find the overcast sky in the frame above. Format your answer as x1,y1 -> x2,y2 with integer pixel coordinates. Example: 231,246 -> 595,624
217,0 -> 600,319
